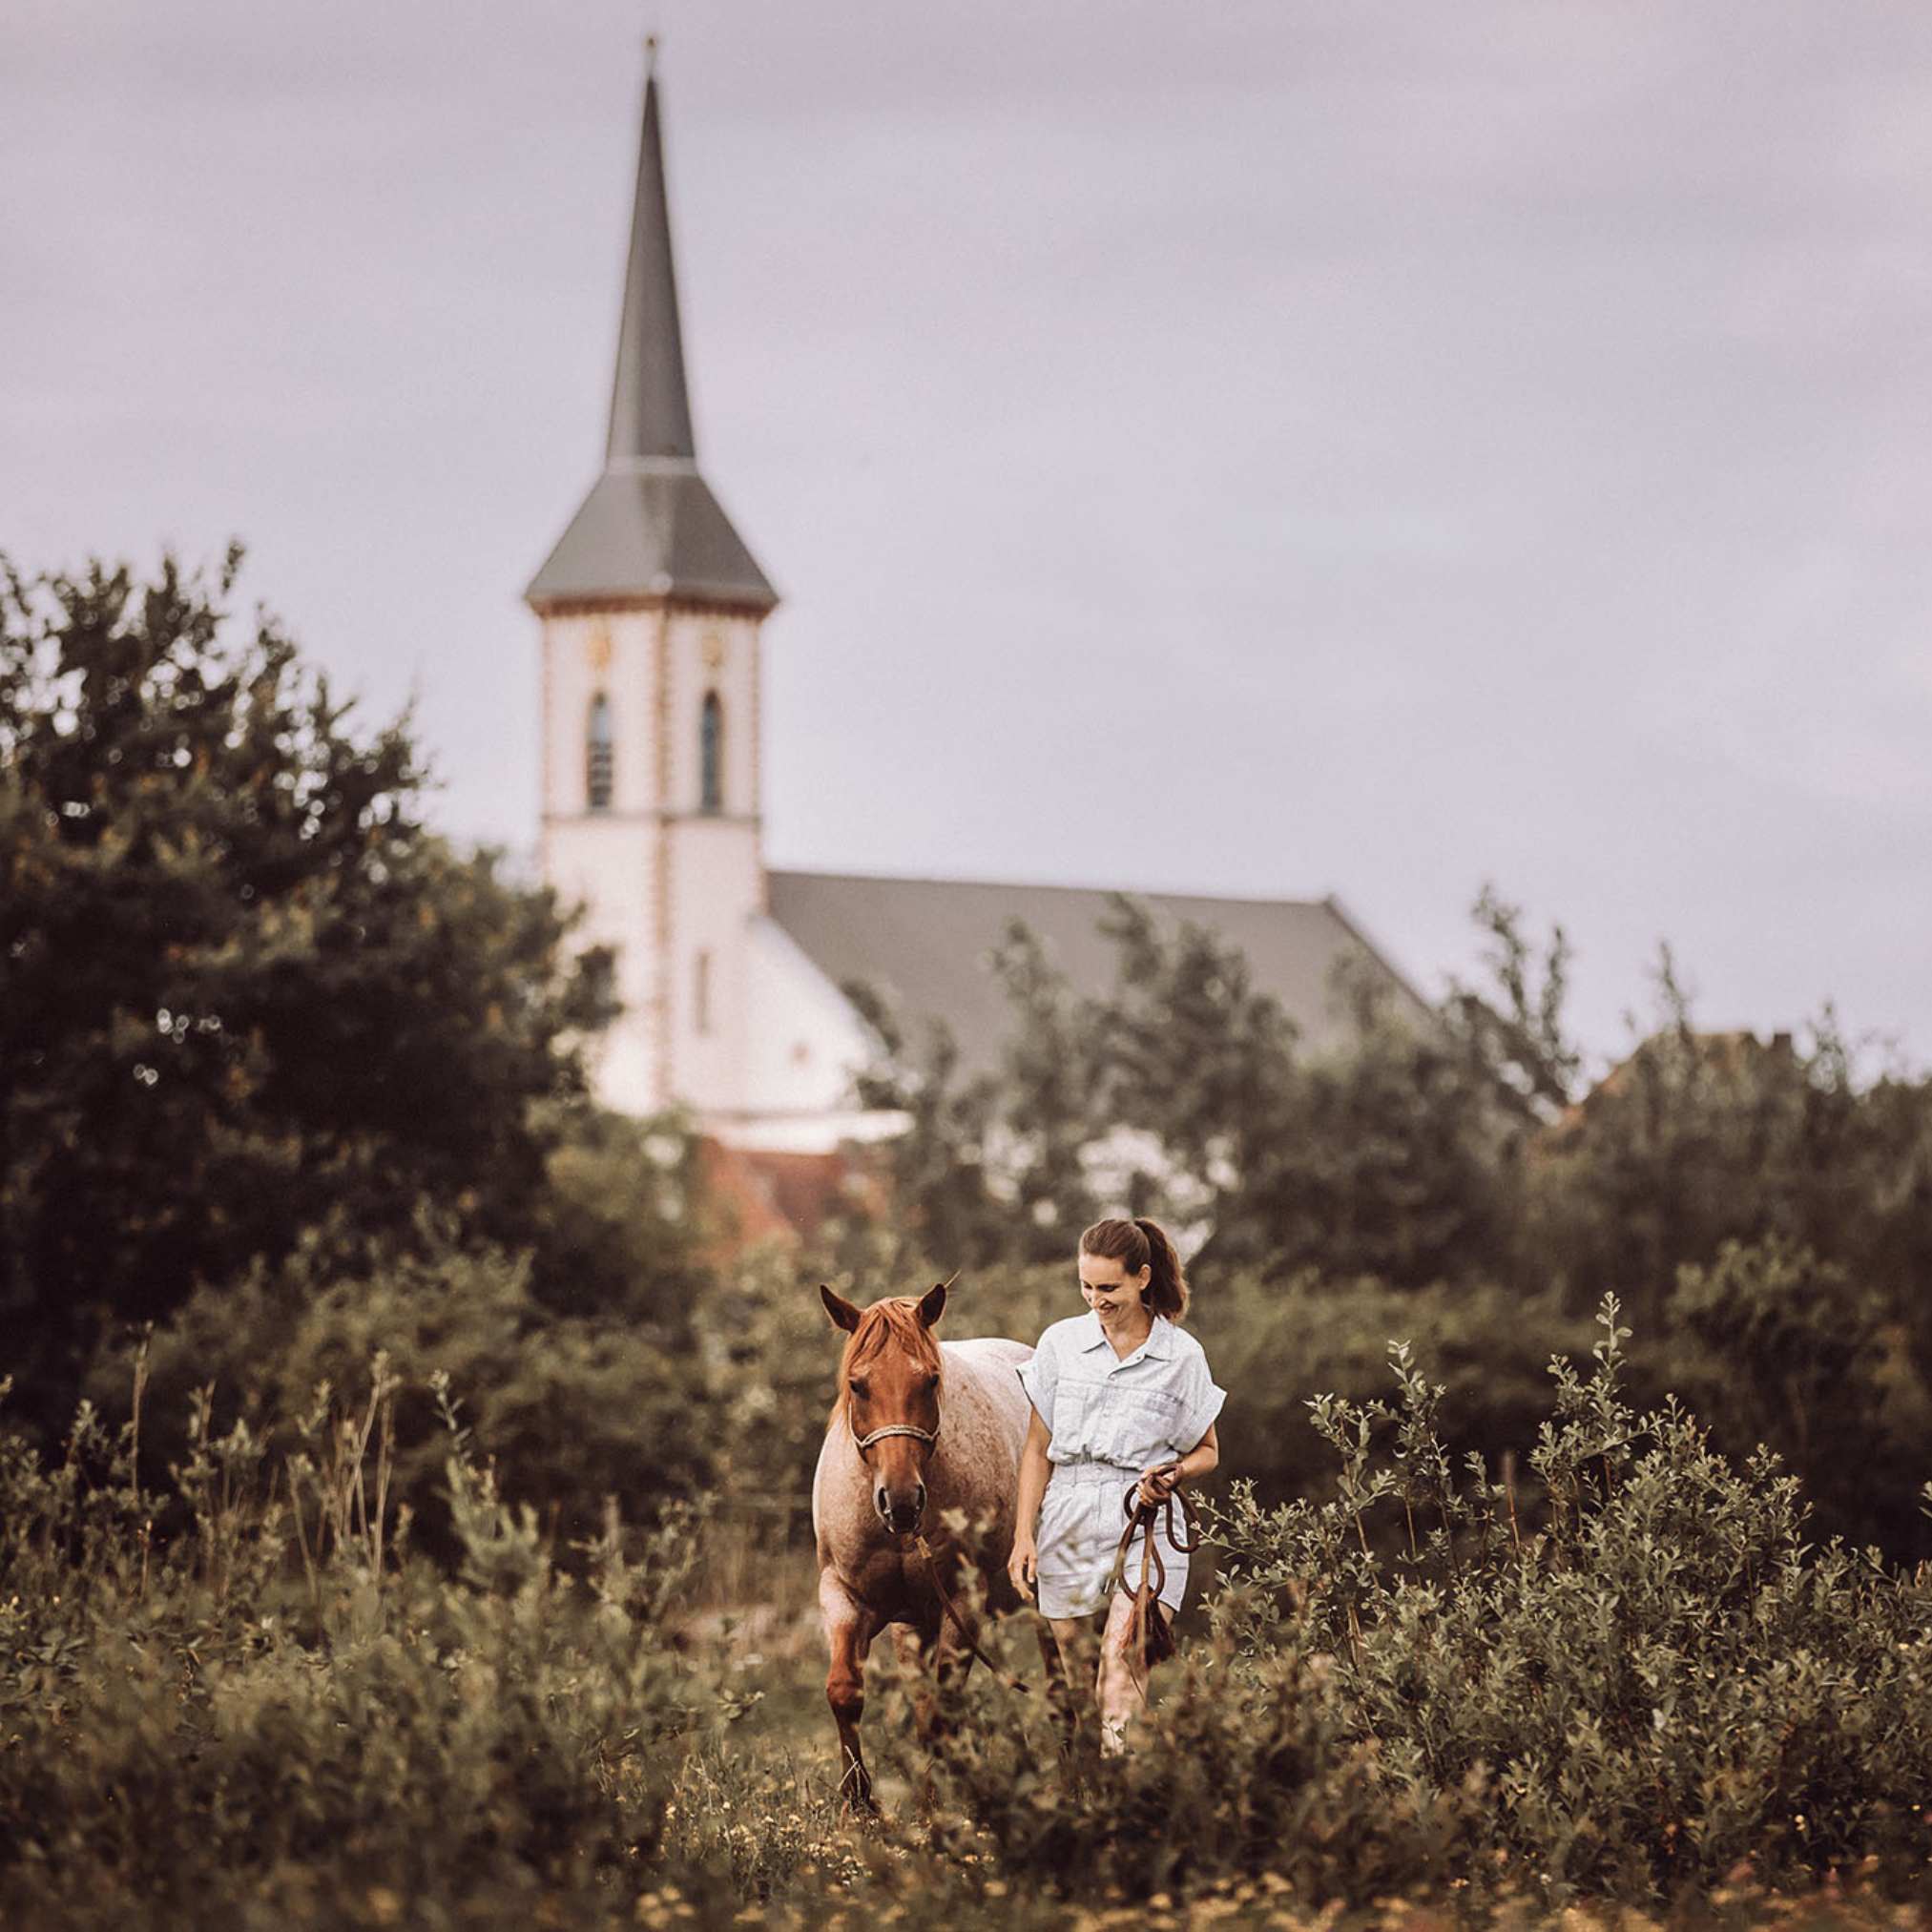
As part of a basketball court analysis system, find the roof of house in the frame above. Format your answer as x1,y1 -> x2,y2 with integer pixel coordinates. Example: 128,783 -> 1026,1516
765,869 -> 1432,1074
527,64 -> 777,613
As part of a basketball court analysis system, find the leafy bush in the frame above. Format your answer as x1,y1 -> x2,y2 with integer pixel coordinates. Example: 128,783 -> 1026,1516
11,1298 -> 1932,1925
1658,1236 -> 1928,1553
904,1300 -> 1932,1914
0,1364 -> 720,1928
90,1229 -> 711,1560
905,1626 -> 1464,1906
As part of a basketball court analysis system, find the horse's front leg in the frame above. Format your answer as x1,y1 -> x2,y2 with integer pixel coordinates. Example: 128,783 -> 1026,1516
819,1568 -> 877,1812
930,1599 -> 977,1732
896,1611 -> 974,1817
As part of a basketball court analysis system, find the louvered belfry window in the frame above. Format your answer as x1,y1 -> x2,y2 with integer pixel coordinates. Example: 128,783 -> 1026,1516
587,692 -> 614,810
699,690 -> 724,813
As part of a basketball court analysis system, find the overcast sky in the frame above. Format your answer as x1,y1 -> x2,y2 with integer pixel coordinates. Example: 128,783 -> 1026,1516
7,2 -> 1931,1070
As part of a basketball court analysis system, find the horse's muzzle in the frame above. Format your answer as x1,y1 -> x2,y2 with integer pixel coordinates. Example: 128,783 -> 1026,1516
876,1482 -> 925,1535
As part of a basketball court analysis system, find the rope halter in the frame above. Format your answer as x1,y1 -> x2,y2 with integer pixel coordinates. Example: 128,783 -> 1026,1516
850,1419 -> 940,1455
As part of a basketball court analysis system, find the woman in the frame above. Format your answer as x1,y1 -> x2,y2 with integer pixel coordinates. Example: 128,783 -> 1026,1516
1008,1215 -> 1225,1752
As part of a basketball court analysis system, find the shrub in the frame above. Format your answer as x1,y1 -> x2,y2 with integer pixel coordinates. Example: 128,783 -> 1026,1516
905,1625 -> 1464,1905
88,1229 -> 713,1559
1658,1236 -> 1925,1553
907,1299 -> 1932,1914
0,1362 -> 719,1928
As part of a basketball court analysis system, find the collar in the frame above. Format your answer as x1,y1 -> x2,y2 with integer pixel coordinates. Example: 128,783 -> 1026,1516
1078,1310 -> 1173,1362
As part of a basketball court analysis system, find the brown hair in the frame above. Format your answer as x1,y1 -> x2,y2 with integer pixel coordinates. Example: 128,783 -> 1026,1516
1079,1216 -> 1191,1324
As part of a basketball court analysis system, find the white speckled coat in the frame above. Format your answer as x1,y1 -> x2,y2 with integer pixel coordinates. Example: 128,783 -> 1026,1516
1017,1312 -> 1227,1619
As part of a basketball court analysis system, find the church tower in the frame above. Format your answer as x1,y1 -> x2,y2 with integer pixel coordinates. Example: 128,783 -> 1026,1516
528,51 -> 778,1120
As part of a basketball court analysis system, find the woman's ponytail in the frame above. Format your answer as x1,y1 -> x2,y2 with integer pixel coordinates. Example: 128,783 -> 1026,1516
1132,1216 -> 1190,1323
1079,1215 -> 1191,1324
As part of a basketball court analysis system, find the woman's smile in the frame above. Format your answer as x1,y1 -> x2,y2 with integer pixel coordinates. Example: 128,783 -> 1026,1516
1081,1272 -> 1149,1339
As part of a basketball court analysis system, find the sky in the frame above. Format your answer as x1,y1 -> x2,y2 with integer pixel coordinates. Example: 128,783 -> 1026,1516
6,1 -> 1931,1070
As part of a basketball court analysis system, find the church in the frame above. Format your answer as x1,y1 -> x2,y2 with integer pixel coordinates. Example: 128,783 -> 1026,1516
527,58 -> 1430,1156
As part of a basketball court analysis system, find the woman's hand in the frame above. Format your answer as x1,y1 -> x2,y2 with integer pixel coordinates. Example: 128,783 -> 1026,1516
1135,1461 -> 1180,1510
1008,1533 -> 1038,1602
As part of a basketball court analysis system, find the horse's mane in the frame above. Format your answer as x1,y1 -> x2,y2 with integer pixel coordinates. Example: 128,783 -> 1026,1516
832,1297 -> 943,1421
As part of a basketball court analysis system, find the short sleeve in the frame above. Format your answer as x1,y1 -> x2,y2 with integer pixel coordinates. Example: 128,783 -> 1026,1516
1176,1347 -> 1227,1451
1016,1331 -> 1059,1435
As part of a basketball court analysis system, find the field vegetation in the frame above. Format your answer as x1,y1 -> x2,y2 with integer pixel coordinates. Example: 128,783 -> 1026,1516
7,553 -> 1932,1924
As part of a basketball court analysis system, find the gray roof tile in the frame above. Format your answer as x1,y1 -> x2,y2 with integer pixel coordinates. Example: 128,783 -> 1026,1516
527,462 -> 777,610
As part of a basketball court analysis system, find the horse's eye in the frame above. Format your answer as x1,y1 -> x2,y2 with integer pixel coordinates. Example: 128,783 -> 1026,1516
850,1379 -> 869,1402
924,1373 -> 941,1393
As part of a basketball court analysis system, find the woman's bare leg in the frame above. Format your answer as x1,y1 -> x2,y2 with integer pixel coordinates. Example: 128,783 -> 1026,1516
1095,1589 -> 1168,1754
1047,1614 -> 1095,1673
1047,1614 -> 1101,1751
1048,1601 -> 1160,1755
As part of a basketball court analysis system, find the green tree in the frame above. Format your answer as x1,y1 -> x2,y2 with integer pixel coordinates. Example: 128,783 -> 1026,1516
0,549 -> 614,1422
848,890 -> 1534,1285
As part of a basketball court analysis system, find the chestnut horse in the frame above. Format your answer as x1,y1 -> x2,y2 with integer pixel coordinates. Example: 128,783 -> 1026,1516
812,1280 -> 1033,1808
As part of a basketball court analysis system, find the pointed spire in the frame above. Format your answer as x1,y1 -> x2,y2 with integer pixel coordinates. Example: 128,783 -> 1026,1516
528,48 -> 777,613
606,49 -> 695,465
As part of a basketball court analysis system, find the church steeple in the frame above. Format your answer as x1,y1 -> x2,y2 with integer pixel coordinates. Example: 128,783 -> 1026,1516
527,52 -> 776,613
531,42 -> 776,1126
606,55 -> 695,465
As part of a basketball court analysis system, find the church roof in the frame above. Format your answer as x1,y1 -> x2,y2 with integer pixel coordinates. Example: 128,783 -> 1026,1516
765,870 -> 1432,1073
528,61 -> 777,613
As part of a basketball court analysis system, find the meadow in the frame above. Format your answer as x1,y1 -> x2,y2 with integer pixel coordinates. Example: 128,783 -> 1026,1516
6,1292 -> 1932,1929
10,555 -> 1932,1924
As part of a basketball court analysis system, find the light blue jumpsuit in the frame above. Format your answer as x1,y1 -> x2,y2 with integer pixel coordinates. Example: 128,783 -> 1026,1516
1017,1311 -> 1227,1619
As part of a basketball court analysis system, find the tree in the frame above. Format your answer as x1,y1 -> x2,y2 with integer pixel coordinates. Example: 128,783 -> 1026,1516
846,891 -> 1524,1284
0,549 -> 614,1423
843,979 -> 1009,1268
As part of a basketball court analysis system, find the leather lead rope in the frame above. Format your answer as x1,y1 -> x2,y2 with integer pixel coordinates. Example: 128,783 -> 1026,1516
1105,1465 -> 1201,1700
912,1532 -> 1030,1692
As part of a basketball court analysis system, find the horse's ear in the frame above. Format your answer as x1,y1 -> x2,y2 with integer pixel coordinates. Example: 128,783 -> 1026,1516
820,1284 -> 862,1333
916,1280 -> 948,1329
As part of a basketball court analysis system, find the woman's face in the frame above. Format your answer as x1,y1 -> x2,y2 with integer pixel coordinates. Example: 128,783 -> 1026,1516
1079,1250 -> 1151,1322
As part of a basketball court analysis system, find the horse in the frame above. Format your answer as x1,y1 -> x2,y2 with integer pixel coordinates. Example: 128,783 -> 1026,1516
811,1279 -> 1033,1809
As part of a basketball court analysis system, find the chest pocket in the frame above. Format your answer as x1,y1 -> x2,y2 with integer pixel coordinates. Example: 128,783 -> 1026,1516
1095,1381 -> 1185,1462
1124,1383 -> 1183,1435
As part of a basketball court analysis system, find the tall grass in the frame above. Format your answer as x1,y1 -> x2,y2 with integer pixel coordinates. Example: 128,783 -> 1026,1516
6,1309 -> 1932,1926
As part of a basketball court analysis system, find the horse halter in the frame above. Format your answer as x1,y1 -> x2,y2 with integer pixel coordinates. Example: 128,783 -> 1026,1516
850,1417 -> 940,1456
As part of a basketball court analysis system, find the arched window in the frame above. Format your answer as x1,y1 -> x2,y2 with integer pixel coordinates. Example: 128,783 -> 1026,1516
699,690 -> 723,814
586,692 -> 613,810
694,948 -> 713,1036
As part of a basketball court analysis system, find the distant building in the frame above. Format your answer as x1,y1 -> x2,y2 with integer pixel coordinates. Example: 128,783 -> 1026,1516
528,55 -> 1430,1155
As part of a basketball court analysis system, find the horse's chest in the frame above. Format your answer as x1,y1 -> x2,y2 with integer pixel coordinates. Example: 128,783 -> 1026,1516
847,1545 -> 926,1616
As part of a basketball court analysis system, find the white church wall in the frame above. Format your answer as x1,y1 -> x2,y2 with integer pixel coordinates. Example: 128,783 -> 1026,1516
544,818 -> 659,1114
539,610 -> 660,820
662,609 -> 759,819
665,816 -> 761,1114
539,607 -> 668,1117
659,604 -> 766,1119
731,915 -> 904,1152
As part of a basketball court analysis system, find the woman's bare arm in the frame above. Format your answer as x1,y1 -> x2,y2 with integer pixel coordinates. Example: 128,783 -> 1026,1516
1136,1422 -> 1219,1506
1007,1408 -> 1053,1599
